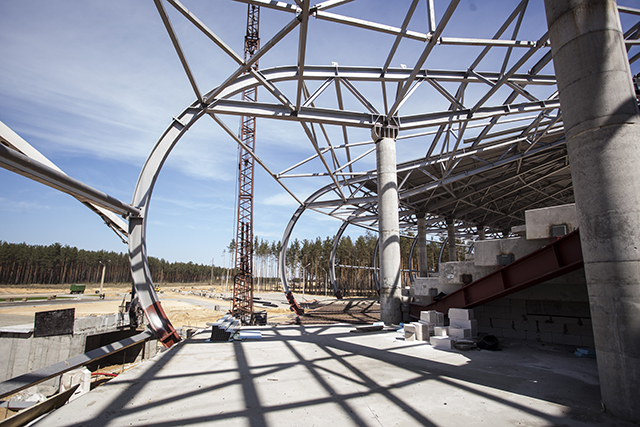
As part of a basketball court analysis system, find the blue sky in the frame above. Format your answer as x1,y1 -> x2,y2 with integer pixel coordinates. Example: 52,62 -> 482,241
1,1 -> 638,267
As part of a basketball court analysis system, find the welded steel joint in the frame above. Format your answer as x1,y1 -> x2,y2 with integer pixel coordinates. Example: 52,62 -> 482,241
371,121 -> 399,142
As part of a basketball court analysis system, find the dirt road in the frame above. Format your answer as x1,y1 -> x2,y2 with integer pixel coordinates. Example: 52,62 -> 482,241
0,284 -> 297,328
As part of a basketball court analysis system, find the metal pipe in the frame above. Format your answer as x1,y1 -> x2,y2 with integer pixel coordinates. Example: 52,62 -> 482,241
0,144 -> 139,218
329,221 -> 349,299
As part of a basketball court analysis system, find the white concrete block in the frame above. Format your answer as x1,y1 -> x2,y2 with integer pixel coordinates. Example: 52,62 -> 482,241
430,336 -> 455,349
449,308 -> 474,320
417,320 -> 436,333
412,322 -> 430,341
420,310 -> 439,323
450,319 -> 477,329
433,326 -> 449,337
60,367 -> 91,402
404,324 -> 415,341
449,327 -> 472,339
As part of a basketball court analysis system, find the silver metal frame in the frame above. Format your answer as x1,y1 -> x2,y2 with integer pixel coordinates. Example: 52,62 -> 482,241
3,1 -> 639,335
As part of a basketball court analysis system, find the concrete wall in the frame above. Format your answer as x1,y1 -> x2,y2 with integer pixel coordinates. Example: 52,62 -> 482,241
411,277 -> 439,305
474,237 -> 547,267
0,314 -> 157,393
474,269 -> 594,347
438,261 -> 497,286
525,203 -> 579,240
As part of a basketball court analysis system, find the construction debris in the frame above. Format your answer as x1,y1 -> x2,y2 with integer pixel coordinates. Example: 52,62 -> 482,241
350,322 -> 385,333
286,299 -> 380,325
206,315 -> 240,342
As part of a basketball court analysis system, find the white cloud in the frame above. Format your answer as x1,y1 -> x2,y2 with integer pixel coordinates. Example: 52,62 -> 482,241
262,192 -> 300,207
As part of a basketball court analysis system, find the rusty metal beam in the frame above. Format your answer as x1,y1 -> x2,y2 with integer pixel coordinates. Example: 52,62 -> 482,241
409,229 -> 583,318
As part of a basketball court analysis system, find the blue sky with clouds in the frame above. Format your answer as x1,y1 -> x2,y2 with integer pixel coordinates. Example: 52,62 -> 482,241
1,1 -> 638,267
0,0 -> 353,266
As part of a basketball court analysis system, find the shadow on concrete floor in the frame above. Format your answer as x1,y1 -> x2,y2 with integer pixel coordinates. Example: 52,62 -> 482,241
32,324 -> 634,427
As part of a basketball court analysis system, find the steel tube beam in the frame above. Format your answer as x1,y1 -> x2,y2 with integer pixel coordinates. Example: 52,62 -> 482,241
207,98 -> 562,132
447,217 -> 457,262
372,238 -> 380,293
416,213 -> 429,277
388,0 -> 460,117
329,221 -> 348,299
408,235 -> 418,283
128,105 -> 206,347
545,1 -> 640,421
0,144 -> 139,218
153,0 -> 203,103
0,121 -> 128,240
212,65 -> 556,101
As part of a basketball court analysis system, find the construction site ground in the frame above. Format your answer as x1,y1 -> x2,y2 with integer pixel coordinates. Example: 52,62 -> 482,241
1,285 -> 630,426
0,284 -> 381,329
28,323 -> 631,427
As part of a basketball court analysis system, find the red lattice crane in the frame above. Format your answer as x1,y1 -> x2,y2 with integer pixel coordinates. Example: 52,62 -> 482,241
232,4 -> 259,325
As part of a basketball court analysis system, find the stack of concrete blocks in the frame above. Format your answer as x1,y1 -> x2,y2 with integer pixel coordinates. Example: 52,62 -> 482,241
448,308 -> 477,339
429,308 -> 477,349
409,310 -> 444,342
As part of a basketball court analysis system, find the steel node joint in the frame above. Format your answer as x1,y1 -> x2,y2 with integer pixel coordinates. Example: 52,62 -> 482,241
371,121 -> 399,142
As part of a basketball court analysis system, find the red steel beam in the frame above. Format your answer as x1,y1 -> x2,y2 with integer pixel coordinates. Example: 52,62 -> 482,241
409,229 -> 583,318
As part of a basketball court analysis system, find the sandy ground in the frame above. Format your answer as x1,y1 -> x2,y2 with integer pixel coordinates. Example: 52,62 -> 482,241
0,284 -> 295,328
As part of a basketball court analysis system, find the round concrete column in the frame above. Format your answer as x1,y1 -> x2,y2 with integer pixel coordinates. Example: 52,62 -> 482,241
417,213 -> 429,277
545,1 -> 640,421
446,218 -> 457,262
374,128 -> 402,325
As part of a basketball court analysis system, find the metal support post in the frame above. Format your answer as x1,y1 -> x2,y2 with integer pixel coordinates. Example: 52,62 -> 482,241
373,123 -> 402,324
446,217 -> 457,262
416,212 -> 429,277
545,1 -> 640,421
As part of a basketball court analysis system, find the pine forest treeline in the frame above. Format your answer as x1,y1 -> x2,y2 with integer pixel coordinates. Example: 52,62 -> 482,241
0,241 -> 221,286
1,234 -> 464,296
249,232 -> 464,297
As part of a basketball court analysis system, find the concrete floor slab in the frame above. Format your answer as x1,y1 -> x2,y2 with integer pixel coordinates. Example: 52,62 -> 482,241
31,324 -> 632,427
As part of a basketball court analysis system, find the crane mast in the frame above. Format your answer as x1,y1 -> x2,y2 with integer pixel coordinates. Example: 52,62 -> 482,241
232,5 -> 259,325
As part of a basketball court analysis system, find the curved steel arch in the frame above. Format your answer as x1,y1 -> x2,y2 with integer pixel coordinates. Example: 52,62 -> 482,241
127,1 -> 639,338
3,1 -> 639,348
372,238 -> 380,294
128,104 -> 206,347
408,236 -> 418,284
328,221 -> 348,300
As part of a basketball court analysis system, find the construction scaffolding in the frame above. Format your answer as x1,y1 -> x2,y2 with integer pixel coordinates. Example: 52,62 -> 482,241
232,4 -> 260,325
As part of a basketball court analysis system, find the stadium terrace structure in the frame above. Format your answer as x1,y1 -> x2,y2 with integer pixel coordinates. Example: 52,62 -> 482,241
1,0 -> 639,422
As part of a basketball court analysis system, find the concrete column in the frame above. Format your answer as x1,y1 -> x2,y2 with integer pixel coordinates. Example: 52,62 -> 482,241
374,126 -> 402,325
477,225 -> 485,241
446,218 -> 457,262
545,1 -> 640,421
416,213 -> 429,277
